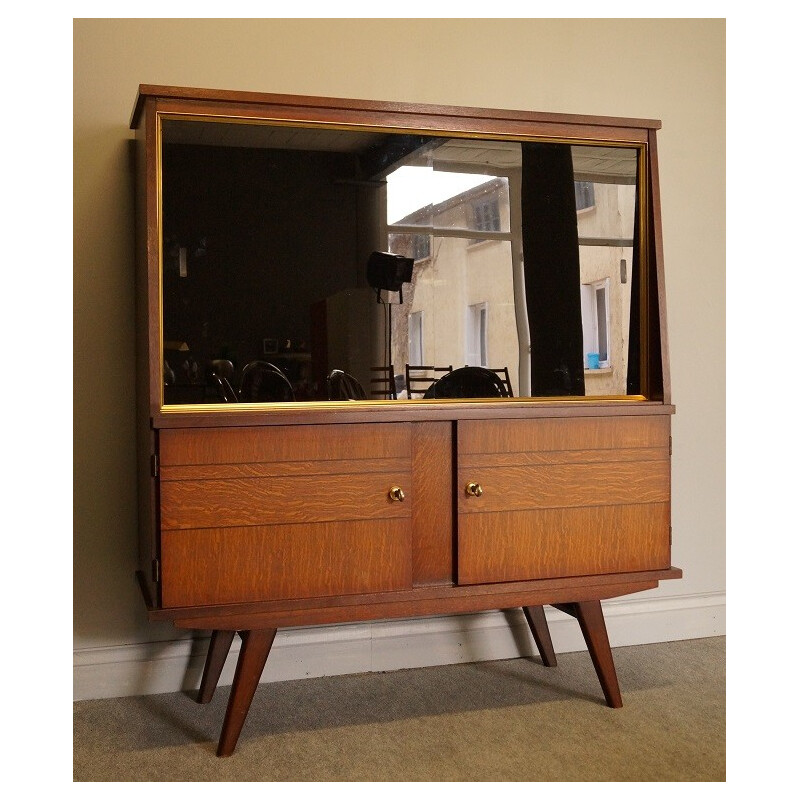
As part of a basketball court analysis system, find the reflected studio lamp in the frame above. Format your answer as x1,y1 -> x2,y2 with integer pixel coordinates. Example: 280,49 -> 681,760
367,251 -> 414,305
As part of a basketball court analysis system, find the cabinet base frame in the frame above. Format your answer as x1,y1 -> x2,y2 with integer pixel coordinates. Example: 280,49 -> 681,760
141,570 -> 680,757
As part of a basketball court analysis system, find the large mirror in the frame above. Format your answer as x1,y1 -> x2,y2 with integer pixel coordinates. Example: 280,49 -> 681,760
159,116 -> 645,406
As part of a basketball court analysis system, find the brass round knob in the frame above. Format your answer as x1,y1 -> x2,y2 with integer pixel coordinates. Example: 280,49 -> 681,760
389,486 -> 405,502
466,482 -> 483,497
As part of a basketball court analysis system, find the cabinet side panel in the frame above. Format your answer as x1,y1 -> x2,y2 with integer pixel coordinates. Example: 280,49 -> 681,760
135,99 -> 160,606
411,421 -> 454,586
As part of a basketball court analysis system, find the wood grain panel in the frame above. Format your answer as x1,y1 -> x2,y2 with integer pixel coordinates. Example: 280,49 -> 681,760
458,460 -> 670,513
161,519 -> 412,607
411,421 -> 454,585
458,504 -> 670,585
458,416 -> 669,455
459,447 -> 666,469
160,457 -> 402,482
160,471 -> 412,530
159,423 -> 411,466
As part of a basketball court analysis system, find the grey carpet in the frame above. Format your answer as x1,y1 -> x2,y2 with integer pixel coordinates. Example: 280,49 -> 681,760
73,636 -> 725,781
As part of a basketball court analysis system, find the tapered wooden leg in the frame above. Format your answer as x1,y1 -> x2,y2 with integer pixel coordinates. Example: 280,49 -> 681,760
554,600 -> 622,708
217,628 -> 277,757
197,630 -> 236,704
522,605 -> 557,667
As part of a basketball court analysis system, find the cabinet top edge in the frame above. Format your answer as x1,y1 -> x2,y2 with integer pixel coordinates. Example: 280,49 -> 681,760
151,402 -> 676,430
129,84 -> 663,132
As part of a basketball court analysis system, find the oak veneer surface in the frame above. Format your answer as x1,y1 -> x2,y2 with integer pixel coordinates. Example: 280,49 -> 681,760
457,417 -> 670,585
159,424 -> 414,607
410,421 -> 454,585
161,520 -> 412,607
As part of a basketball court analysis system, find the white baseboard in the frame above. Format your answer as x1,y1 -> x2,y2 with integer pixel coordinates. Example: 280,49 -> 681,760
73,591 -> 725,701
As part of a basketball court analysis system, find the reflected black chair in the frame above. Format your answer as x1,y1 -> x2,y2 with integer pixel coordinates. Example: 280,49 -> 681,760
239,361 -> 295,402
423,366 -> 510,399
370,365 -> 398,400
208,373 -> 239,403
327,369 -> 367,400
465,365 -> 514,397
210,359 -> 235,381
206,360 -> 238,403
405,364 -> 453,398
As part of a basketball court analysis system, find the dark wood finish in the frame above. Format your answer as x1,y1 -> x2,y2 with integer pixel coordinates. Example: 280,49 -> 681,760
134,96 -> 161,607
217,628 -> 277,757
140,567 -> 682,622
522,606 -> 557,667
171,577 -> 668,632
411,421 -> 454,585
198,629 -> 236,704
554,601 -> 623,708
131,85 -> 662,132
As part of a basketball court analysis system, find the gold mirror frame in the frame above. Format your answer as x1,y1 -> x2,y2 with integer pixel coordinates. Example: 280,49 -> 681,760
154,109 -> 651,413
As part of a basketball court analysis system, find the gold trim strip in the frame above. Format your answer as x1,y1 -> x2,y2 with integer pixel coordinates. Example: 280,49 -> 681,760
159,396 -> 648,414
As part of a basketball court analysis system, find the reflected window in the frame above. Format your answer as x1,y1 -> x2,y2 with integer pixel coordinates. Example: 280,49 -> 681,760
473,198 -> 500,233
575,181 -> 596,211
412,234 -> 431,260
466,302 -> 488,367
409,311 -> 424,365
581,279 -> 611,367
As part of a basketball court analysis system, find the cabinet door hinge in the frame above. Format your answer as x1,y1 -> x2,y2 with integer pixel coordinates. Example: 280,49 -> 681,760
669,436 -> 672,456
151,454 -> 159,477
669,526 -> 673,546
152,559 -> 161,583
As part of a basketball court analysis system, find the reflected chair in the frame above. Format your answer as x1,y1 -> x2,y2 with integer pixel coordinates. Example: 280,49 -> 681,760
423,366 -> 510,399
405,364 -> 453,398
239,361 -> 295,402
327,369 -> 367,400
369,365 -> 398,400
206,360 -> 239,403
208,374 -> 239,403
210,359 -> 235,381
465,365 -> 513,397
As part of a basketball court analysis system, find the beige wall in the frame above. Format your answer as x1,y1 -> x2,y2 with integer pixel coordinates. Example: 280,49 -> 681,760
74,19 -> 725,681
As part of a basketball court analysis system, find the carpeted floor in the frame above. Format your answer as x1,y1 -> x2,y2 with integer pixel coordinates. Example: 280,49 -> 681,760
74,636 -> 725,781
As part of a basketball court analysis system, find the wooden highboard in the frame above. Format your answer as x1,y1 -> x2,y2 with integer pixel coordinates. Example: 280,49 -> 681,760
131,85 -> 681,756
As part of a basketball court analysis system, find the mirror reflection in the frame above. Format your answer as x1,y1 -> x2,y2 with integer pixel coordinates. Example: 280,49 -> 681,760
160,118 -> 641,405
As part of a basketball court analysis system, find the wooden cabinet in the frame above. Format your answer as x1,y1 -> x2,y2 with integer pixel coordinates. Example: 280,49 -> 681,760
159,424 -> 414,607
457,417 -> 671,584
130,85 -> 681,757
